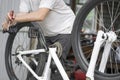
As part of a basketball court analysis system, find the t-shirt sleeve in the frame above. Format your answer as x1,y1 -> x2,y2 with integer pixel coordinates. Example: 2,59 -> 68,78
39,0 -> 56,10
19,0 -> 30,12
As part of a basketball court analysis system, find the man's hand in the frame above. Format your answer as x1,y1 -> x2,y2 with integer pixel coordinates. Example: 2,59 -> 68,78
2,10 -> 15,31
7,10 -> 15,22
2,21 -> 10,31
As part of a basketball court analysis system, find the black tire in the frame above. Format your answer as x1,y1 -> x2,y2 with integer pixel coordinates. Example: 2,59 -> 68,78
5,22 -> 47,80
72,0 -> 120,80
27,53 -> 47,80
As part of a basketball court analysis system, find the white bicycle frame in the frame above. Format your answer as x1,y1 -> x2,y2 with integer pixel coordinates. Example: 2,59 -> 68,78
86,30 -> 117,80
17,47 -> 69,80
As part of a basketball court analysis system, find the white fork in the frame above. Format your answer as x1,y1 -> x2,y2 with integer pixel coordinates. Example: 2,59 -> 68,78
86,30 -> 117,80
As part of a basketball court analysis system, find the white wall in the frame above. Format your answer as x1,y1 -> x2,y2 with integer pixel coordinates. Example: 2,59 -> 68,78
0,0 -> 19,80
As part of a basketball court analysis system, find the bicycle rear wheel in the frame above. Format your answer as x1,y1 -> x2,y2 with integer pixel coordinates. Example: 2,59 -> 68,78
72,0 -> 120,80
5,22 -> 47,80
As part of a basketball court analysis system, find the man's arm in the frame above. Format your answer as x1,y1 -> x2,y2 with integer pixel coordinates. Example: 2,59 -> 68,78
2,8 -> 50,31
15,8 -> 50,23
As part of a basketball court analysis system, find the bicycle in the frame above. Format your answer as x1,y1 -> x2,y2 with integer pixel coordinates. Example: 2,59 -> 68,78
4,22 -> 69,80
72,0 -> 120,80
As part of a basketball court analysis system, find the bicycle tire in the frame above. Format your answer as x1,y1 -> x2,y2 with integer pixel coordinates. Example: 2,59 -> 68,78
28,53 -> 47,80
5,22 -> 47,80
72,0 -> 120,80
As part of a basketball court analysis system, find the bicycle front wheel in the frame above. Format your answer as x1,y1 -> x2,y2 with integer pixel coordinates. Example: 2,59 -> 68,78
5,22 -> 47,80
72,0 -> 120,80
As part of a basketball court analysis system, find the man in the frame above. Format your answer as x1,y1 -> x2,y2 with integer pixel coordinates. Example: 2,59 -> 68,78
2,0 -> 75,79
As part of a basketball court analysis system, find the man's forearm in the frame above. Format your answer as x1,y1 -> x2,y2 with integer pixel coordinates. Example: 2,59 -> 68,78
15,12 -> 42,23
14,8 -> 50,23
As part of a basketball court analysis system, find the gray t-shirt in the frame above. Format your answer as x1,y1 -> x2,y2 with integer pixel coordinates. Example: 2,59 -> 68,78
19,0 -> 75,36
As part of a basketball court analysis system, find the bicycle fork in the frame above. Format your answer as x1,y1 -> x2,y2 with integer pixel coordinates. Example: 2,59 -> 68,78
86,30 -> 117,80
